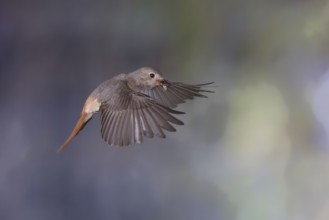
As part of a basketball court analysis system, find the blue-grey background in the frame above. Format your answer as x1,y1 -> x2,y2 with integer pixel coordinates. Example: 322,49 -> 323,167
2,0 -> 329,219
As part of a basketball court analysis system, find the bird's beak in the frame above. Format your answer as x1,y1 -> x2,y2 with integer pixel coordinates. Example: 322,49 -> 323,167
159,79 -> 169,91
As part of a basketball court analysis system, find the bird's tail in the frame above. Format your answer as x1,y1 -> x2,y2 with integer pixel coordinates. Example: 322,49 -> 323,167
57,111 -> 92,152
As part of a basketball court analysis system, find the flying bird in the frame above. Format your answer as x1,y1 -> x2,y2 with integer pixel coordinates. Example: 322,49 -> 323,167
57,67 -> 213,152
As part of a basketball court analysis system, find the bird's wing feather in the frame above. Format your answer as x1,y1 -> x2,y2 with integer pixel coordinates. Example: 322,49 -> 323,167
141,82 -> 214,108
99,81 -> 184,147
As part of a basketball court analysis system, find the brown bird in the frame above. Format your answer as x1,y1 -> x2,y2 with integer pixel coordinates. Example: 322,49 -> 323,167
57,67 -> 213,152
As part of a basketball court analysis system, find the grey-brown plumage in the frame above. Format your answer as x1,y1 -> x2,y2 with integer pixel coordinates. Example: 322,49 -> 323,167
57,67 -> 213,152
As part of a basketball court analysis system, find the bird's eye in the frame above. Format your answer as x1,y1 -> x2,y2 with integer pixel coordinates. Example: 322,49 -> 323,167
149,73 -> 155,78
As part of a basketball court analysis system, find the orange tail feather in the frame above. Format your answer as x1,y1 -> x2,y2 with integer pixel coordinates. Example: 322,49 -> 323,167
57,111 -> 91,152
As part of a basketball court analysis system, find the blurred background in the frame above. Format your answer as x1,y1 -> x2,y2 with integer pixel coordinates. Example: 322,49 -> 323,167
1,0 -> 329,219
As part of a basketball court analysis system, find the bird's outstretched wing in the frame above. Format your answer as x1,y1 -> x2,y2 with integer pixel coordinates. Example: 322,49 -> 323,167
99,82 -> 184,147
140,82 -> 214,108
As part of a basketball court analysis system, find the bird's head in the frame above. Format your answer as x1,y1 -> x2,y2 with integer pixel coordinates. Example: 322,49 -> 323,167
130,67 -> 169,90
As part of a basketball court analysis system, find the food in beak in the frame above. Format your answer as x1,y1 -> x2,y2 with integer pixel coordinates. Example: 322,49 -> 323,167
160,80 -> 169,91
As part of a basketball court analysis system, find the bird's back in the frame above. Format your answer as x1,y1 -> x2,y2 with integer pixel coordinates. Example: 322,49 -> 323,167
89,74 -> 128,102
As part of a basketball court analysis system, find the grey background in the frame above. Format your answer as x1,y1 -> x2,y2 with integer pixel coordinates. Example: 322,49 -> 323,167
2,0 -> 329,219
